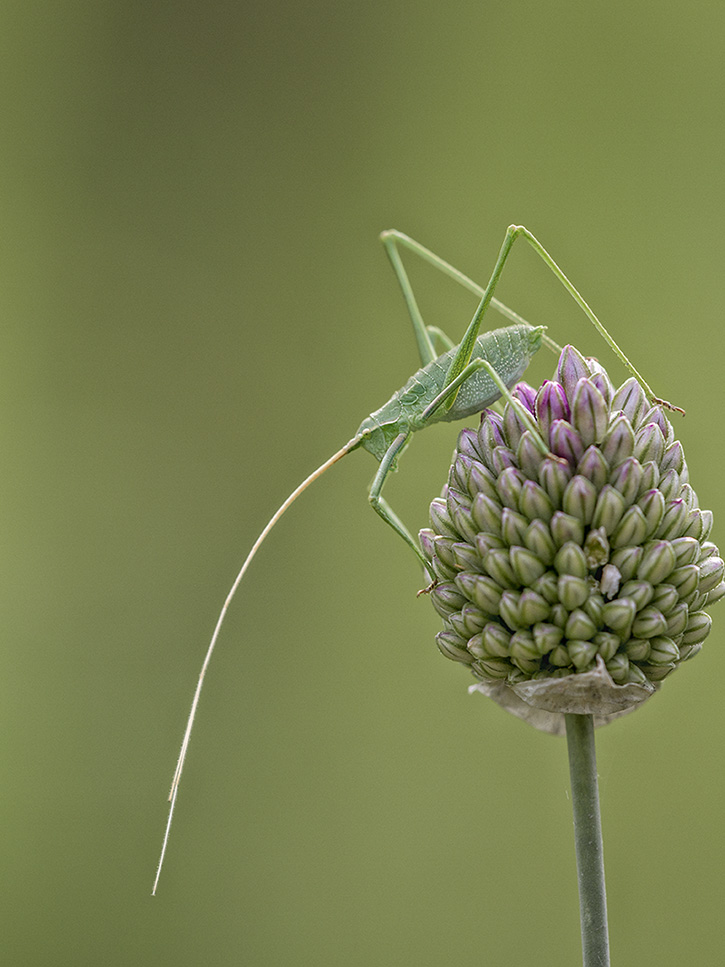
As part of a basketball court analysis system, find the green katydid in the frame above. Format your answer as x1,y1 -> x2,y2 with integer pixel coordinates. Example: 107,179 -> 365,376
152,224 -> 681,893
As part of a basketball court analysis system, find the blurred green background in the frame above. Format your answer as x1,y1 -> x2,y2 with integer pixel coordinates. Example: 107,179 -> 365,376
2,2 -> 723,965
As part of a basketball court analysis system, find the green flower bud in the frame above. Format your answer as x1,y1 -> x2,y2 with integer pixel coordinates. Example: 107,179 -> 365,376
501,508 -> 530,547
554,541 -> 588,578
510,546 -> 548,586
524,519 -> 557,566
550,511 -> 586,548
557,574 -> 590,610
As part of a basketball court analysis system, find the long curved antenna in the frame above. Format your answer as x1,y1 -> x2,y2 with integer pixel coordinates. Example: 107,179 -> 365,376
152,435 -> 361,894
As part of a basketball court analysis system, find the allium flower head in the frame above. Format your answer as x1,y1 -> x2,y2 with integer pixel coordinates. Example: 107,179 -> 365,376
420,346 -> 724,731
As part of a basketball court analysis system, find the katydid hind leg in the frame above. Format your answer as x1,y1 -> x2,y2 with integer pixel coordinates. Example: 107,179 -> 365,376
380,231 -> 437,367
380,229 -> 539,332
509,226 -> 684,414
380,229 -> 541,368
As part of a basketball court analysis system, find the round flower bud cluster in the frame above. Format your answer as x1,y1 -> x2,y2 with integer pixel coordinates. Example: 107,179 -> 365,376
420,346 -> 724,691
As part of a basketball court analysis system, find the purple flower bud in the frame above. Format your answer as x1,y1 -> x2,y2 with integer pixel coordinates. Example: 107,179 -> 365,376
503,403 -> 528,449
425,343 -> 720,695
680,484 -> 698,511
589,370 -> 614,407
612,378 -> 649,426
419,528 -> 435,560
571,378 -> 608,446
657,468 -> 681,502
550,419 -> 585,466
456,427 -> 484,463
576,445 -> 609,492
535,380 -> 570,438
556,346 -> 591,402
478,411 -> 506,460
491,446 -> 517,474
660,440 -> 686,475
513,381 -> 537,413
639,461 -> 661,494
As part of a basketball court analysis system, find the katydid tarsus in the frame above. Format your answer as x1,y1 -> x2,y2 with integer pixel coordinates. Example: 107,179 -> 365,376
152,224 -> 681,893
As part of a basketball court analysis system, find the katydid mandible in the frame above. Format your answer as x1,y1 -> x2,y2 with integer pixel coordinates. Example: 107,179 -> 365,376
152,224 -> 681,893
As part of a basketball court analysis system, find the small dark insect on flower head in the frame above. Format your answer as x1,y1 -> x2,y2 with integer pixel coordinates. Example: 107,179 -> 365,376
420,346 -> 724,730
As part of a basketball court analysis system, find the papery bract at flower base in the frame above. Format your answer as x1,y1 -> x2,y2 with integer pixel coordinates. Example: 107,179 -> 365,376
420,346 -> 724,734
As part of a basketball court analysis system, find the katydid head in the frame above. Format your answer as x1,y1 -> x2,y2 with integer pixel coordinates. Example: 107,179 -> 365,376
355,418 -> 407,464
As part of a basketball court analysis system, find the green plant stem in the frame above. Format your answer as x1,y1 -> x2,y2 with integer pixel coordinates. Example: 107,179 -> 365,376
565,713 -> 610,967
